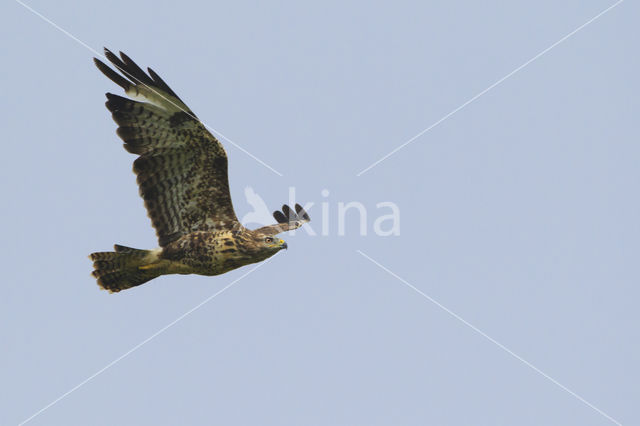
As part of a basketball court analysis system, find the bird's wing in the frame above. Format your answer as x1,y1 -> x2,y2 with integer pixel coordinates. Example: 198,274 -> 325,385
95,49 -> 238,247
254,204 -> 311,235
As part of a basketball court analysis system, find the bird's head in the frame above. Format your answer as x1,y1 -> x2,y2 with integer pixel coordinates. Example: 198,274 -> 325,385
234,230 -> 287,262
255,233 -> 288,251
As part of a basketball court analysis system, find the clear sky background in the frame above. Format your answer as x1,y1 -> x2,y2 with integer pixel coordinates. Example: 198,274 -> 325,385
1,1 -> 638,425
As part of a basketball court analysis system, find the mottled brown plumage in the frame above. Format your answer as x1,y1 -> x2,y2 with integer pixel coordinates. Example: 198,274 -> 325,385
89,49 -> 310,292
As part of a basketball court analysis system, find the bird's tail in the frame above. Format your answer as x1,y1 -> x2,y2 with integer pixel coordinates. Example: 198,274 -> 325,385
89,245 -> 162,293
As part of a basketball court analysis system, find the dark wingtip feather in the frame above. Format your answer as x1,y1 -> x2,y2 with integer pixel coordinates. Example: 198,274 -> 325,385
148,67 -> 180,99
295,204 -> 310,221
273,210 -> 287,224
273,204 -> 311,224
94,57 -> 131,91
100,48 -> 183,102
103,48 -> 122,68
119,51 -> 155,86
102,48 -> 151,88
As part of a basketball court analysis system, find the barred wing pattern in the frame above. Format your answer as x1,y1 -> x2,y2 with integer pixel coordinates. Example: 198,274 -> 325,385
95,49 -> 238,247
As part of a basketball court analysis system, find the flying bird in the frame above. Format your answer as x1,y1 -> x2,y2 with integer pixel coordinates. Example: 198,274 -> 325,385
89,49 -> 310,292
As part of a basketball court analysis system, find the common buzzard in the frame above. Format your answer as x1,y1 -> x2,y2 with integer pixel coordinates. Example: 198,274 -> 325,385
89,49 -> 310,292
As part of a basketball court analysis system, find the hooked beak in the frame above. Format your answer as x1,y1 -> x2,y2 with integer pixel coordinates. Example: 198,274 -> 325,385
279,239 -> 288,250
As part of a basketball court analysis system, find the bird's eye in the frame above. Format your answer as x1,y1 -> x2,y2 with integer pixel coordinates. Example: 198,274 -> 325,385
265,237 -> 273,243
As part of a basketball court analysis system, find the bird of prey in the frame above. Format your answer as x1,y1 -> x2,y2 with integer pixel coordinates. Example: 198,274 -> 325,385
89,49 -> 310,293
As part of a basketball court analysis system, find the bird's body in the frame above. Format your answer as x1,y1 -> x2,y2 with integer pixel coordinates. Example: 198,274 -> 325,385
160,230 -> 284,276
89,49 -> 309,292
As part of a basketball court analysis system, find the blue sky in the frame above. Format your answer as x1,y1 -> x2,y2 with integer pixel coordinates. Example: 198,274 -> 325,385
1,1 -> 638,425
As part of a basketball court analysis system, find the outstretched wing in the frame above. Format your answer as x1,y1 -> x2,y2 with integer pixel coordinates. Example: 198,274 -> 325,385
95,49 -> 239,247
255,204 -> 311,235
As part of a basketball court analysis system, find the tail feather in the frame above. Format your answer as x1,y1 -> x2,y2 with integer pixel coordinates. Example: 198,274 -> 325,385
89,245 -> 161,293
